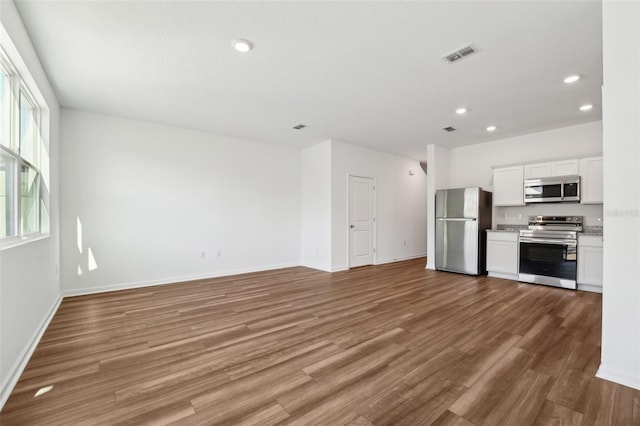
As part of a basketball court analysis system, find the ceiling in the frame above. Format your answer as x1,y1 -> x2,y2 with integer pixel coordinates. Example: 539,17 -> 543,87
14,1 -> 602,161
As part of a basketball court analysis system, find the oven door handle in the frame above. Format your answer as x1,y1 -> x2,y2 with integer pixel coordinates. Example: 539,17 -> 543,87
519,237 -> 577,246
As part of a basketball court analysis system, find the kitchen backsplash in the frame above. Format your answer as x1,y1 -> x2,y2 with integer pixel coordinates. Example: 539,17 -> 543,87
496,224 -> 528,231
494,203 -> 603,227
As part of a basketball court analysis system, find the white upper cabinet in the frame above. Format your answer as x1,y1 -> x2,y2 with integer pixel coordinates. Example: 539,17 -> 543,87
524,159 -> 579,179
493,165 -> 524,206
551,159 -> 580,176
523,163 -> 551,179
580,156 -> 603,204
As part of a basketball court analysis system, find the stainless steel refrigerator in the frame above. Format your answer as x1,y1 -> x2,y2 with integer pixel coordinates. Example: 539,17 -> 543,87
435,187 -> 492,275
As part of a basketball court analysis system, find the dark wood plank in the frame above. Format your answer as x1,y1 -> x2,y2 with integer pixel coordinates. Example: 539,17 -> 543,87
0,257 -> 637,425
531,400 -> 583,426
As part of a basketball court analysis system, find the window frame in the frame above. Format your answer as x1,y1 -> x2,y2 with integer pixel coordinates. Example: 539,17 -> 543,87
19,87 -> 39,165
0,56 -> 11,149
0,45 -> 49,248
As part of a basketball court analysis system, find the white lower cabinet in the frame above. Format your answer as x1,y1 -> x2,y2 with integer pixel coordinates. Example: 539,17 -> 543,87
577,235 -> 603,292
486,231 -> 519,280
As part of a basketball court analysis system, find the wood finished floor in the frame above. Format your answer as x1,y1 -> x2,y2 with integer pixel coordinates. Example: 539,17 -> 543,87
2,258 -> 639,425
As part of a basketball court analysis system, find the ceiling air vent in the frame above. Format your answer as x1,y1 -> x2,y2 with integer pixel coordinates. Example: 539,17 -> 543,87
292,124 -> 306,130
443,44 -> 477,63
443,126 -> 456,132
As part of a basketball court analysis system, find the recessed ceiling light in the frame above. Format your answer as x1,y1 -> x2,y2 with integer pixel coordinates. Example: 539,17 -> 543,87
486,125 -> 497,132
579,104 -> 593,111
231,39 -> 253,53
455,107 -> 467,114
564,75 -> 581,84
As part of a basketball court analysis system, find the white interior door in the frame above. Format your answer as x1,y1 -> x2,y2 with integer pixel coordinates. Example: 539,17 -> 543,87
349,176 -> 375,268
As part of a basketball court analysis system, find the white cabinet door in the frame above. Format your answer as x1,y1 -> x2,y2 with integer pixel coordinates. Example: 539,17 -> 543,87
524,160 -> 579,179
524,163 -> 552,179
493,166 -> 524,206
487,232 -> 519,275
551,159 -> 579,176
580,156 -> 603,204
577,236 -> 603,288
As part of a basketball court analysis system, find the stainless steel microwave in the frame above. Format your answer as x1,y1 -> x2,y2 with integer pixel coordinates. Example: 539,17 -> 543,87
524,175 -> 580,203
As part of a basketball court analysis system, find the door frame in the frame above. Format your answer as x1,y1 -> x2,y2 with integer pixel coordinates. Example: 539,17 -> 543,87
347,174 -> 377,268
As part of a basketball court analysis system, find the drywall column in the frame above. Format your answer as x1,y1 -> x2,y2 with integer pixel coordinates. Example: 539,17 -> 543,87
300,141 -> 332,271
425,144 -> 449,270
598,1 -> 640,390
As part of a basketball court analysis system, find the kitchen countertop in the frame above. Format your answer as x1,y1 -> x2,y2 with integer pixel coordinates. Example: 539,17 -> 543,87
492,224 -> 528,232
581,229 -> 604,237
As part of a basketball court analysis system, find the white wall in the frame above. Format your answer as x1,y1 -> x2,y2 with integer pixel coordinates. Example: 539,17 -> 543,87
447,121 -> 602,189
300,141 -> 332,271
425,144 -> 449,270
0,1 -> 61,407
598,1 -> 640,390
330,140 -> 427,271
60,109 -> 301,294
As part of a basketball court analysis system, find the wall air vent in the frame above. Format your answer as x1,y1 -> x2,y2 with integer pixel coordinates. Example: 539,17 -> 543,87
443,44 -> 477,63
443,126 -> 456,132
292,124 -> 306,130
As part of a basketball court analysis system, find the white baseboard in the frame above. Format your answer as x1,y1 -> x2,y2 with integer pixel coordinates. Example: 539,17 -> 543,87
488,271 -> 519,281
577,284 -> 603,294
299,262 -> 332,273
597,363 -> 640,390
375,253 -> 427,266
0,295 -> 62,410
62,262 -> 298,297
328,254 -> 428,272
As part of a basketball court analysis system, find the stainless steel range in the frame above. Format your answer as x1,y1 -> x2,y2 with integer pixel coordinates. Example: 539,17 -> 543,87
518,215 -> 583,290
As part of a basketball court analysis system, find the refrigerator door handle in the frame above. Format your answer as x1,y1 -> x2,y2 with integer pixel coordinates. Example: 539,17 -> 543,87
436,218 -> 477,221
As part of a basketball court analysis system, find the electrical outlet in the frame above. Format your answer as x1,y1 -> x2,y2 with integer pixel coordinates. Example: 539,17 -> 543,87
200,251 -> 206,258
403,240 -> 406,246
217,250 -> 222,257
517,213 -> 522,219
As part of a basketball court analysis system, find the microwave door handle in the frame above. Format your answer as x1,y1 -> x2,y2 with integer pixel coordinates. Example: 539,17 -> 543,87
561,182 -> 564,200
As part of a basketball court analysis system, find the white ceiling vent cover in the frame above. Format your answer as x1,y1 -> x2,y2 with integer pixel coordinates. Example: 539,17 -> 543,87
443,44 -> 477,63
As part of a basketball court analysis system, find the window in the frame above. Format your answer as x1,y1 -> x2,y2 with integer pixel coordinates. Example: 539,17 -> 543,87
20,163 -> 39,235
19,91 -> 37,164
0,151 -> 16,238
0,46 -> 49,245
0,65 -> 9,148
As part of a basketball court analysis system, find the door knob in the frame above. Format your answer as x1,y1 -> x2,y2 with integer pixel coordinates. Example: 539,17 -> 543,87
350,225 -> 355,228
